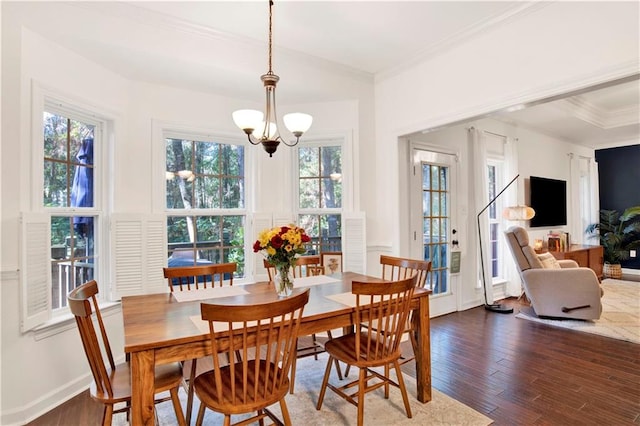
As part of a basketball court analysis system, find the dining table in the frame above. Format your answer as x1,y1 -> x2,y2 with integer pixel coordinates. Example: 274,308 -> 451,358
122,271 -> 432,425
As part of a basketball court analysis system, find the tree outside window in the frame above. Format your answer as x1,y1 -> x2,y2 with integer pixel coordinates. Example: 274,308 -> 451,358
297,144 -> 342,254
44,111 -> 97,310
165,138 -> 245,276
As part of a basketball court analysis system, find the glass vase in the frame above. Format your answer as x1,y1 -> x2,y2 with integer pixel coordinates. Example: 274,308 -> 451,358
274,264 -> 294,297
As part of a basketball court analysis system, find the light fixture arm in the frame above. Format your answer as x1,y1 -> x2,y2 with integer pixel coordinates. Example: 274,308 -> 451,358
476,174 -> 520,313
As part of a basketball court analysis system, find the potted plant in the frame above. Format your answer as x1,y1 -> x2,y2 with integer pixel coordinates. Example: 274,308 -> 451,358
586,206 -> 640,278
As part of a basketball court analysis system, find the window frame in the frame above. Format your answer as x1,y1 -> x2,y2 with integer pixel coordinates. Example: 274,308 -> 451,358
161,128 -> 251,282
487,158 -> 507,284
23,84 -> 113,331
294,137 -> 346,254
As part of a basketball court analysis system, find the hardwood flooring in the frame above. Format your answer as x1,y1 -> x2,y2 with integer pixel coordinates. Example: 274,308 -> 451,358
28,297 -> 640,425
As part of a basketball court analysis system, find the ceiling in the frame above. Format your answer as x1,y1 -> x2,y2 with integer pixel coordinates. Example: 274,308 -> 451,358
12,1 -> 639,149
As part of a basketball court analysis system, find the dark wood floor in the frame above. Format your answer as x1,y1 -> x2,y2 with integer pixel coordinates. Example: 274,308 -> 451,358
28,297 -> 640,425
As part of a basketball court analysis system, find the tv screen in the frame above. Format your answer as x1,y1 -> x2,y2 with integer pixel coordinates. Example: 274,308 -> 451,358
529,176 -> 567,227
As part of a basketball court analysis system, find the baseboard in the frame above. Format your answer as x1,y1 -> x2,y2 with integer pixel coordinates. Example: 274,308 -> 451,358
1,374 -> 91,426
622,268 -> 640,276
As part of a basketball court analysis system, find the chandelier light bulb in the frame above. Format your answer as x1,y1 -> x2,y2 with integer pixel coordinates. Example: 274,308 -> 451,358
283,113 -> 313,136
232,109 -> 264,134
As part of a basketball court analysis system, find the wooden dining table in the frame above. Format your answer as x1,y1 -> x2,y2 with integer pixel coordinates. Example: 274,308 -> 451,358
122,271 -> 432,425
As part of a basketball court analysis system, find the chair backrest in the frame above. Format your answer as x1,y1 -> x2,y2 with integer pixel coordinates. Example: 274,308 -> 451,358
163,263 -> 237,292
380,255 -> 431,289
68,280 -> 116,398
292,255 -> 324,277
504,226 -> 543,272
320,252 -> 343,274
353,275 -> 418,364
263,258 -> 277,281
200,288 -> 310,406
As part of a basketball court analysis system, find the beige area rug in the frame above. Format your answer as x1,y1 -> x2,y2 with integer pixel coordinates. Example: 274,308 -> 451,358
115,355 -> 492,425
515,278 -> 639,344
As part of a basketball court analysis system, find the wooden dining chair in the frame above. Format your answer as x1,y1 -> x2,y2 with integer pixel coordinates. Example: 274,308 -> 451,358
273,254 -> 342,393
163,262 -> 237,424
68,280 -> 186,426
379,255 -> 432,364
316,275 -> 418,426
193,289 -> 310,425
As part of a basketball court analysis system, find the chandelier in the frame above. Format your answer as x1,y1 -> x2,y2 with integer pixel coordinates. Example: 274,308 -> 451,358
232,0 -> 313,157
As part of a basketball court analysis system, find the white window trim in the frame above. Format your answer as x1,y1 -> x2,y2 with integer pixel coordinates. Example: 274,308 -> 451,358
153,121 -> 253,282
22,82 -> 117,332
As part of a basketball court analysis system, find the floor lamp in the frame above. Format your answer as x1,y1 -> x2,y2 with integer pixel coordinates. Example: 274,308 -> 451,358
477,174 -> 534,313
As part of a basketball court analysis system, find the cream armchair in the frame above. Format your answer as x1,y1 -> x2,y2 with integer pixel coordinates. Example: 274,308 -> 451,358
504,226 -> 602,320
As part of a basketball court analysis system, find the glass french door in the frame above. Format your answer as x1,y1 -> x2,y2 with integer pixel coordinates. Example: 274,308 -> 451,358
411,148 -> 459,316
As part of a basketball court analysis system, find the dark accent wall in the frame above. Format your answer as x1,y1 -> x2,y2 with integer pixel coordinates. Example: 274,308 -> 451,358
595,144 -> 640,269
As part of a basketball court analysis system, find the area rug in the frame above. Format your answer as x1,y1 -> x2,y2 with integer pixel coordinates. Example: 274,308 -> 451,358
114,355 -> 493,425
515,278 -> 639,344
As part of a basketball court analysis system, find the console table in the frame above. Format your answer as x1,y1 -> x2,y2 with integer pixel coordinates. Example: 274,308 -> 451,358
549,244 -> 604,280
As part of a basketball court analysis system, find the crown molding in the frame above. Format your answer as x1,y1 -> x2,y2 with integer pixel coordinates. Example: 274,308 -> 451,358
377,1 -> 548,82
557,97 -> 640,129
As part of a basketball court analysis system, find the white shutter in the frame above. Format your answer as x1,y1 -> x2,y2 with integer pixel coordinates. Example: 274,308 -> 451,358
273,213 -> 295,227
252,213 -> 273,278
343,212 -> 366,274
20,213 -> 51,331
111,214 -> 167,298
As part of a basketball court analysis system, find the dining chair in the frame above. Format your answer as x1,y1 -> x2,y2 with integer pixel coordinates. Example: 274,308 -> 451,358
276,254 -> 343,393
193,288 -> 310,425
316,275 -> 418,426
68,280 -> 186,426
379,255 -> 432,364
163,262 -> 237,424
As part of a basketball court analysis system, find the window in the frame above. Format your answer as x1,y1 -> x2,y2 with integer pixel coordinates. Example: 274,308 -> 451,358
297,143 -> 342,254
487,161 -> 504,281
43,110 -> 99,312
165,137 -> 246,276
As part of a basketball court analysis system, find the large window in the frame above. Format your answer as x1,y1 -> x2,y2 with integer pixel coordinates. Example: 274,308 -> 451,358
487,161 -> 504,281
165,137 -> 246,276
297,143 -> 342,254
44,110 -> 98,311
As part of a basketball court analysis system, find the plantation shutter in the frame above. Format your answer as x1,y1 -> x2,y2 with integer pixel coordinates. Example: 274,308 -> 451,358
273,213 -> 295,227
252,213 -> 273,279
343,212 -> 366,274
111,214 -> 167,298
20,213 -> 51,331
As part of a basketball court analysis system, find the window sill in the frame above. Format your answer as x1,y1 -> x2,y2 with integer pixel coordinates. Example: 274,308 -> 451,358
33,301 -> 121,341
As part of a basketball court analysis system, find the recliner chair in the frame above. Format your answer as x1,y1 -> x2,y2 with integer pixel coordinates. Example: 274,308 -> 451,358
504,226 -> 603,320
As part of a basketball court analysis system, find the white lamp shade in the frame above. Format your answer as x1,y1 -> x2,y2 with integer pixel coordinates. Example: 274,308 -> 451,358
232,109 -> 263,131
502,205 -> 535,221
283,112 -> 313,134
252,121 -> 277,139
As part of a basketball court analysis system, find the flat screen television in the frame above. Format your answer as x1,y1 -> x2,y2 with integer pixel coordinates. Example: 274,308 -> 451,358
529,176 -> 567,227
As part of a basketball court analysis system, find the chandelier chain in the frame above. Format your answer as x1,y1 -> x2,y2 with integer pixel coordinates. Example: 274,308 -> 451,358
268,0 -> 273,74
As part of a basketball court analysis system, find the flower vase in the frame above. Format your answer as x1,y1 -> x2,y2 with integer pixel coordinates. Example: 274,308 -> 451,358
274,264 -> 294,297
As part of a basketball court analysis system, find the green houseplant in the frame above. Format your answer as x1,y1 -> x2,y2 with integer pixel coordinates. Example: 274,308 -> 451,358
586,206 -> 640,278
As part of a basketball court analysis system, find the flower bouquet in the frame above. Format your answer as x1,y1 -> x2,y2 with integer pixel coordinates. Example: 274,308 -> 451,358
253,224 -> 311,296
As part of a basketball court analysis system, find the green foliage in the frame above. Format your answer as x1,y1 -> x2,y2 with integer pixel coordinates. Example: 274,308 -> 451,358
586,206 -> 640,264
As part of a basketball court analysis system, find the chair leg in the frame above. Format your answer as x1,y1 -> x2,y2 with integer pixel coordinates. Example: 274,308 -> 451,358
279,397 -> 293,425
170,386 -> 187,426
316,356 -> 334,410
186,358 -> 197,424
312,333 -> 319,360
290,346 -> 298,394
384,363 -> 390,398
196,402 -> 206,426
102,405 -> 112,426
357,367 -> 366,426
393,360 -> 412,419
